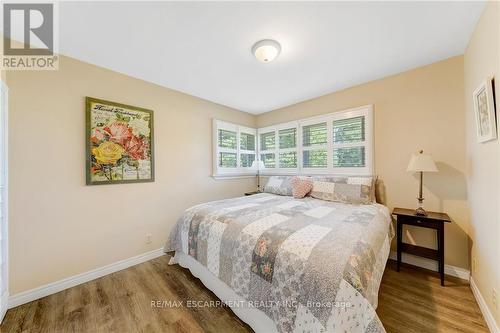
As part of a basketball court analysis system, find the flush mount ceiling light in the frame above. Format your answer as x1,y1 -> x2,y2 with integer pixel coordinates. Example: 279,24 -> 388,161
252,39 -> 281,63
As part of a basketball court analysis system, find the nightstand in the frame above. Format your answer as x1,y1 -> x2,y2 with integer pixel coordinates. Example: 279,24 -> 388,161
392,208 -> 451,286
244,191 -> 260,196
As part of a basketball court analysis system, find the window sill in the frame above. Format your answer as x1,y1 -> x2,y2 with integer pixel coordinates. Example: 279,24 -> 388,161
212,174 -> 257,180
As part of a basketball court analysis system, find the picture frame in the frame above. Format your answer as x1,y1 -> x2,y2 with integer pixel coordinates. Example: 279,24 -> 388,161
473,78 -> 497,143
86,97 -> 155,185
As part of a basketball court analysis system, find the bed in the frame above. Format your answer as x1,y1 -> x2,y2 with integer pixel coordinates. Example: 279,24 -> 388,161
167,191 -> 394,332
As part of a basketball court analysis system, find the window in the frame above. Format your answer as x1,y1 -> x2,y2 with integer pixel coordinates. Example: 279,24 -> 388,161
302,122 -> 327,168
257,105 -> 373,175
218,129 -> 237,168
259,131 -> 275,168
213,120 -> 257,177
278,128 -> 297,168
240,132 -> 256,168
333,116 -> 365,143
332,116 -> 366,168
213,106 -> 373,178
258,122 -> 299,173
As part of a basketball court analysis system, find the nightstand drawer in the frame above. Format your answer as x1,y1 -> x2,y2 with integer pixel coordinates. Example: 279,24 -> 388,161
397,215 -> 438,229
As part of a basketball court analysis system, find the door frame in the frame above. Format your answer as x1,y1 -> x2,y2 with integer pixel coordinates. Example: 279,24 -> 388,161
0,79 -> 9,322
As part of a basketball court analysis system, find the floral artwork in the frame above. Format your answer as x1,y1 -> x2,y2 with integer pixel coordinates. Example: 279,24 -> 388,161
86,97 -> 154,185
473,78 -> 497,143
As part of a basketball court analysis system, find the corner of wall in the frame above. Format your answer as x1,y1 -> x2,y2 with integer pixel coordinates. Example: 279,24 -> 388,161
463,0 -> 500,329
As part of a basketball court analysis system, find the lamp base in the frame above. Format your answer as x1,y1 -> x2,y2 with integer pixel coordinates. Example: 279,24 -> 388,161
415,197 -> 427,216
415,206 -> 428,216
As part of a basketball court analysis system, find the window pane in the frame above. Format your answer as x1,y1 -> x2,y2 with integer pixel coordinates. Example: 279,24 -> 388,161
240,133 -> 255,151
302,123 -> 327,147
333,147 -> 365,167
261,153 -> 275,168
279,128 -> 296,149
303,150 -> 327,168
333,116 -> 365,143
219,152 -> 237,168
279,152 -> 297,168
218,129 -> 237,149
260,132 -> 275,151
240,153 -> 255,167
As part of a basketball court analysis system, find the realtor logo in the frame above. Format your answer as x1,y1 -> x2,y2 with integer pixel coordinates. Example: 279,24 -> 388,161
1,2 -> 58,70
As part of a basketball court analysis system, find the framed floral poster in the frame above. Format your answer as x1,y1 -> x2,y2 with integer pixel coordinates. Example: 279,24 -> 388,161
86,97 -> 154,185
473,78 -> 497,143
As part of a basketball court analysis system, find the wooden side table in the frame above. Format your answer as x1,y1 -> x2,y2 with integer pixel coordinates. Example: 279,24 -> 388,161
392,208 -> 452,286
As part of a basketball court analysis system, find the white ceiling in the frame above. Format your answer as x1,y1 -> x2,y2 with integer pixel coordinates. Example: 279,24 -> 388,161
58,1 -> 485,114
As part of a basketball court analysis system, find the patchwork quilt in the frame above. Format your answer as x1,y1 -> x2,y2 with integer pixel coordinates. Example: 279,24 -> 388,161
169,193 -> 394,333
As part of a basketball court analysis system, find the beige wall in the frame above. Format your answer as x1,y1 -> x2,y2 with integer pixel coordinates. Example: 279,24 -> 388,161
257,56 -> 469,270
6,14 -> 496,320
6,55 -> 256,294
464,1 -> 500,326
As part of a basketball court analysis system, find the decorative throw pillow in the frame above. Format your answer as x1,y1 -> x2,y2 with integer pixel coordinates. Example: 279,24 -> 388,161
310,180 -> 372,204
263,176 -> 293,196
291,176 -> 313,198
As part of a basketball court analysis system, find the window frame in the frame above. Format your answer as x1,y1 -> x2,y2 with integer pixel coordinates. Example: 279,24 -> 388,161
258,129 -> 277,169
213,119 -> 257,178
300,118 -> 329,172
258,120 -> 299,174
257,105 -> 374,176
212,105 -> 373,178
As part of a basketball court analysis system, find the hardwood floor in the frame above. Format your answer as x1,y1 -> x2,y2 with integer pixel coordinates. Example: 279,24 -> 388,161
1,255 -> 488,333
378,261 -> 488,333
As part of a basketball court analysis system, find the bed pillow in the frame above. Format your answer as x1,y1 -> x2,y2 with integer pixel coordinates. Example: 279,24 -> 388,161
291,176 -> 313,198
347,176 -> 377,203
310,180 -> 372,204
311,175 -> 376,203
263,176 -> 293,196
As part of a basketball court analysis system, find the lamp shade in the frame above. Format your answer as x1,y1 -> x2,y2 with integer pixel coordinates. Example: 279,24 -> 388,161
407,151 -> 438,172
251,160 -> 265,170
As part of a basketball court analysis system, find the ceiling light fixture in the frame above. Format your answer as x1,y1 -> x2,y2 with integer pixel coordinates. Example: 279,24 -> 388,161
252,39 -> 281,63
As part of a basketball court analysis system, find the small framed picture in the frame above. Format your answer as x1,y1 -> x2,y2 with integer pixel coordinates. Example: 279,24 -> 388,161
473,78 -> 497,143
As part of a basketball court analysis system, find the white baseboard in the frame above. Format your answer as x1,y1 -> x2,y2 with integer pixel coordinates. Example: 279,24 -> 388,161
388,251 -> 470,280
470,277 -> 500,333
8,248 -> 165,309
0,290 -> 8,323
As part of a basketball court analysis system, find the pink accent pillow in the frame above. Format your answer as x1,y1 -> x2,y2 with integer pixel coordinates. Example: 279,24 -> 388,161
291,177 -> 313,198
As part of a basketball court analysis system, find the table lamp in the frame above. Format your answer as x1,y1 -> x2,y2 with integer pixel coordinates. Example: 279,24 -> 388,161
406,150 -> 438,216
251,160 -> 265,192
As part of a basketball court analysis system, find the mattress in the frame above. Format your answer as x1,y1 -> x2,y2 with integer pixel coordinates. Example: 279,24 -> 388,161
168,193 -> 394,332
